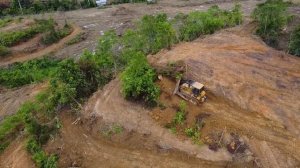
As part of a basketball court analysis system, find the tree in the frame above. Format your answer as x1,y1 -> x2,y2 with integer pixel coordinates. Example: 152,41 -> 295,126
121,52 -> 159,105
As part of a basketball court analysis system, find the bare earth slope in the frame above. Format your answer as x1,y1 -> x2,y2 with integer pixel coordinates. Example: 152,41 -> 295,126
149,24 -> 300,137
148,24 -> 300,167
83,23 -> 300,167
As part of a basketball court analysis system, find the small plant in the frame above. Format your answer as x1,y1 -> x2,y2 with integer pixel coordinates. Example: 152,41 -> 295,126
66,32 -> 86,45
179,100 -> 186,113
102,124 -> 124,138
173,111 -> 185,125
112,124 -> 124,134
185,126 -> 201,144
288,25 -> 300,56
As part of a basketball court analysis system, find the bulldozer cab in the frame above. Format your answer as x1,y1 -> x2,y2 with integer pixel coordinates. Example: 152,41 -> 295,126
174,79 -> 206,104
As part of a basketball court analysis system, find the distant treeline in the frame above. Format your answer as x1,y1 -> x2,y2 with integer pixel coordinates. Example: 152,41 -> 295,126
0,0 -> 148,16
0,0 -> 97,16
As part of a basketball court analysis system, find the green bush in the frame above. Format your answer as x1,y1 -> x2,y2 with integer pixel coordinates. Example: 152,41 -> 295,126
0,45 -> 11,57
122,14 -> 177,54
79,50 -> 114,91
27,138 -> 58,168
121,52 -> 160,105
179,4 -> 243,41
42,23 -> 72,45
288,25 -> 300,56
0,57 -> 60,88
137,13 -> 177,54
66,32 -> 86,45
50,59 -> 86,103
252,0 -> 290,46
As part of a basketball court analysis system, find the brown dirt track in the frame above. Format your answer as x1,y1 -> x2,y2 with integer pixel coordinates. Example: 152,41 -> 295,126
0,25 -> 82,67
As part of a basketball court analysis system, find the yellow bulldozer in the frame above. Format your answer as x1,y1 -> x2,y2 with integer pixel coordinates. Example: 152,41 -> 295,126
173,79 -> 206,104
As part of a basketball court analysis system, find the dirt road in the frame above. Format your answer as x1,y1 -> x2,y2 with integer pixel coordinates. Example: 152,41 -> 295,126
45,111 -> 226,168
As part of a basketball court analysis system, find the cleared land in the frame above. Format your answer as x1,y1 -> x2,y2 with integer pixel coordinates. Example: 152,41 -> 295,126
0,0 -> 299,167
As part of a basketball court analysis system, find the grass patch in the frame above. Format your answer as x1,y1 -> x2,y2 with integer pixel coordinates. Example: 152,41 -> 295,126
0,18 -> 12,28
0,57 -> 60,88
0,45 -> 11,57
0,18 -> 55,47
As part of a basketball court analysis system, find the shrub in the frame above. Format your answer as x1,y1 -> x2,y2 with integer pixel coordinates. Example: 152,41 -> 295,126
79,50 -> 113,91
178,4 -> 243,41
50,59 -> 86,103
0,57 -> 60,88
42,23 -> 72,45
66,32 -> 86,45
121,52 -> 160,105
137,13 -> 177,54
26,138 -> 58,168
252,0 -> 289,46
288,25 -> 300,56
0,45 -> 11,57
